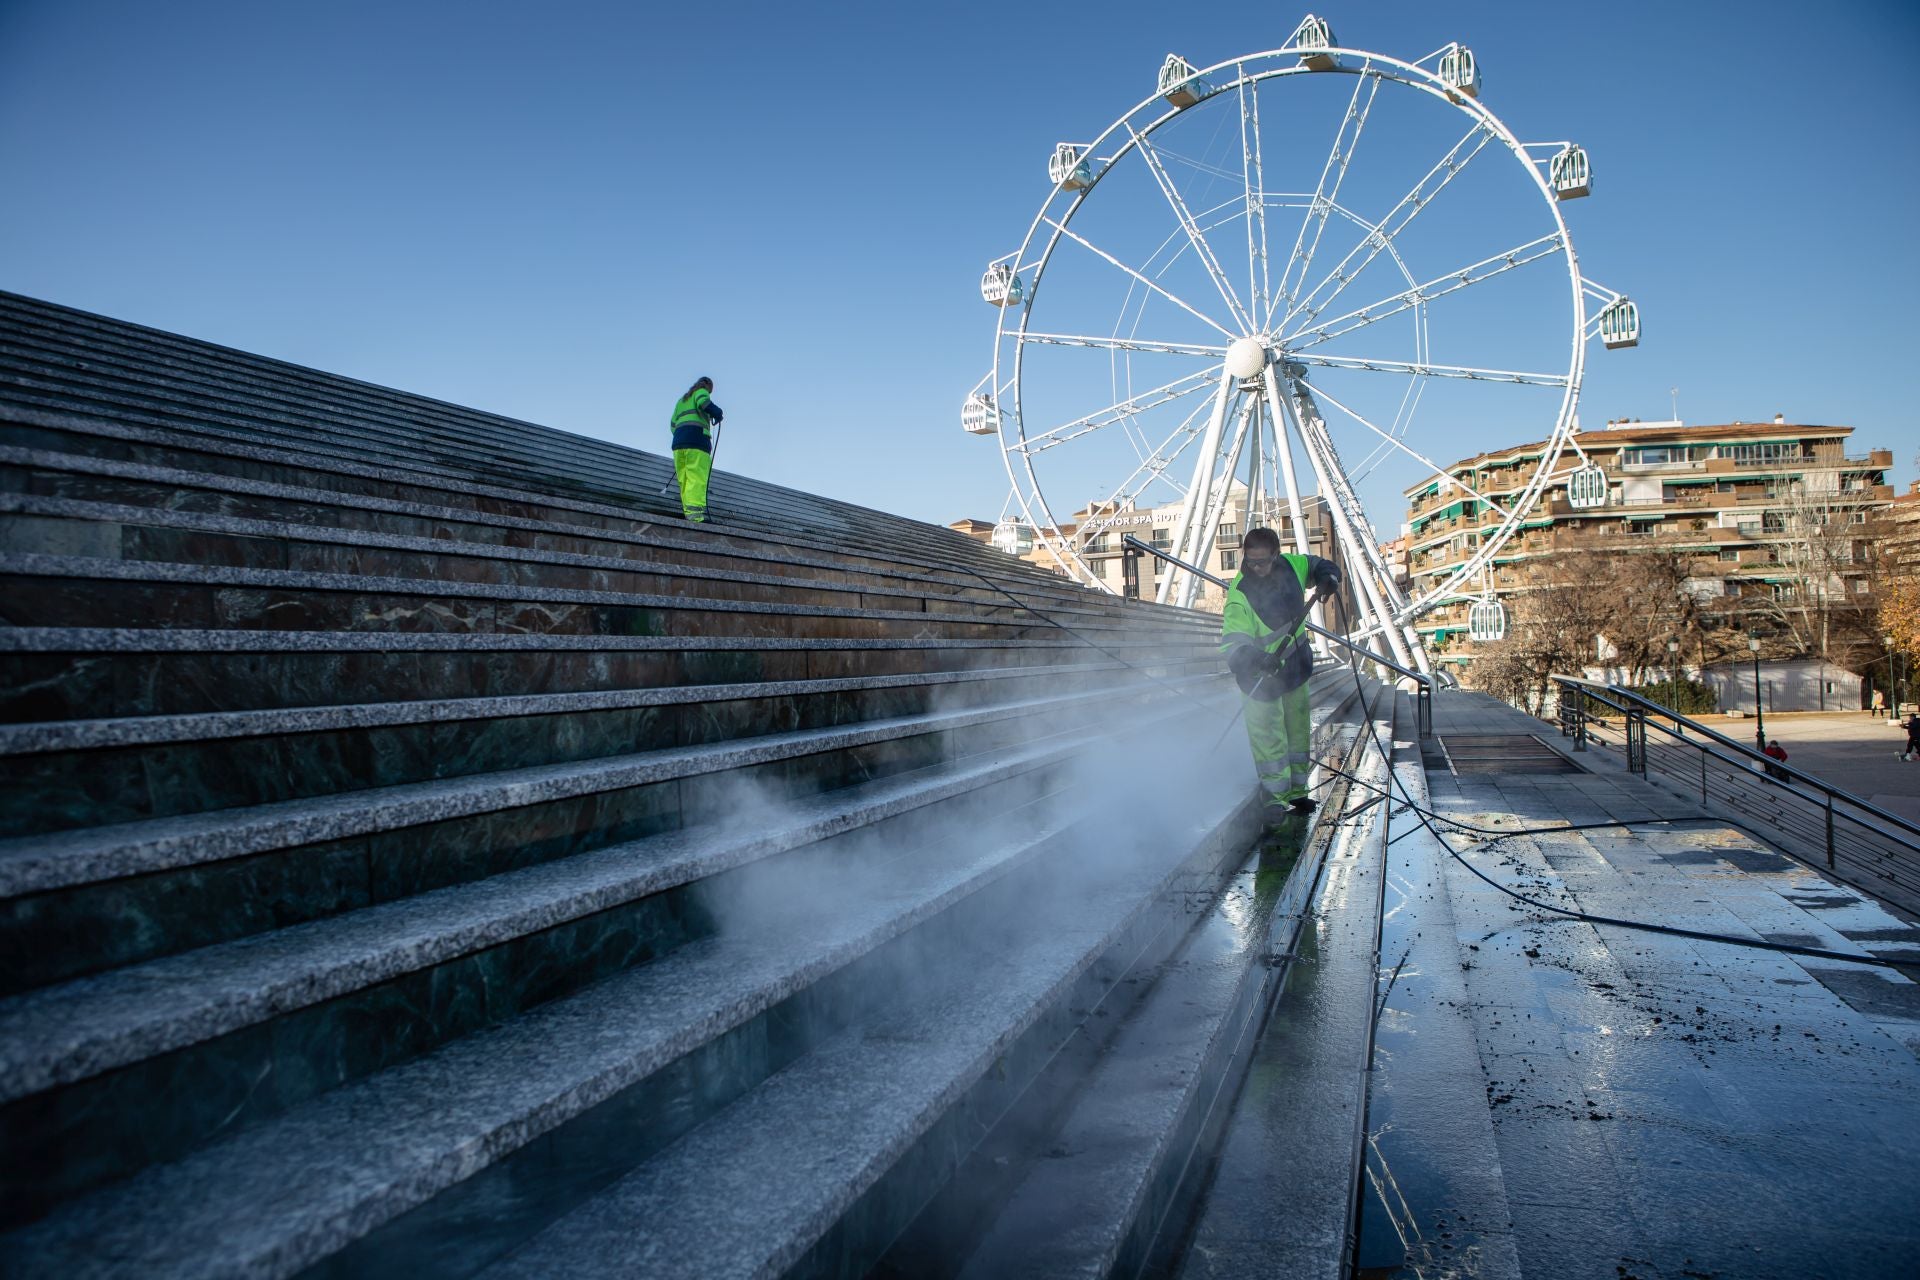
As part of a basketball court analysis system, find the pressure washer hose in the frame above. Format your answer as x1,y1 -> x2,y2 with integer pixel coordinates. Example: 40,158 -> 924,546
956,564 -> 1902,970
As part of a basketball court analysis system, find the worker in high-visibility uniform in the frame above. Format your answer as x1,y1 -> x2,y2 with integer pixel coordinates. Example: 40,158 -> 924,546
669,376 -> 723,522
1220,527 -> 1341,823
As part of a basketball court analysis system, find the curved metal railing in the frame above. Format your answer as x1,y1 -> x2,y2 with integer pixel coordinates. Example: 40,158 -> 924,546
1552,675 -> 1920,915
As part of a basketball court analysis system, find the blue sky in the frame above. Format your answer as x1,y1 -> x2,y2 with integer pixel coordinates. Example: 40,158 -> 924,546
2,0 -> 1916,534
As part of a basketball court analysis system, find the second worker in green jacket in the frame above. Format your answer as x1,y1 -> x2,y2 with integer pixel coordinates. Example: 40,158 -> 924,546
1219,526 -> 1341,824
669,376 -> 724,523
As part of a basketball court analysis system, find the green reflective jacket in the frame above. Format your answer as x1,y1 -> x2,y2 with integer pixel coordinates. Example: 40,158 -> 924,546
671,387 -> 714,432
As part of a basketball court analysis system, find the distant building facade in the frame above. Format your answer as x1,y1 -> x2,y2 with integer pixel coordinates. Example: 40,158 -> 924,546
1402,417 -> 1894,658
951,489 -> 1345,613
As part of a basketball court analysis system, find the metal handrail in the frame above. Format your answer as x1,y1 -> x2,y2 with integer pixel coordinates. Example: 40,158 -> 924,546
1551,675 -> 1920,910
1122,534 -> 1431,737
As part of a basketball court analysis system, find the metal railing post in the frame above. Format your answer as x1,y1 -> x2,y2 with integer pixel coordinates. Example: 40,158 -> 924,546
1573,686 -> 1588,752
1626,709 -> 1646,775
1826,793 -> 1836,869
1418,682 -> 1431,740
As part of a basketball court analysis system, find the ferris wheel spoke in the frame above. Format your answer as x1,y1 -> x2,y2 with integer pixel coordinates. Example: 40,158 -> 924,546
1285,233 -> 1564,352
1237,71 -> 1272,326
1282,122 -> 1497,332
1125,125 -> 1254,332
1302,377 -> 1516,521
1273,69 -> 1380,330
1043,216 -> 1238,339
1018,331 -> 1226,358
1082,400 -> 1222,525
1010,368 -> 1219,457
1287,352 -> 1569,386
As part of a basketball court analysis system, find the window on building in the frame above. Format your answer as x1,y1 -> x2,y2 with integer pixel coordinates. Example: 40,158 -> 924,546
1718,549 -> 1739,561
1725,442 -> 1800,465
1087,532 -> 1111,553
1150,528 -> 1172,552
1217,523 -> 1238,543
1623,446 -> 1675,465
1762,511 -> 1788,533
1849,511 -> 1868,524
1220,550 -> 1238,571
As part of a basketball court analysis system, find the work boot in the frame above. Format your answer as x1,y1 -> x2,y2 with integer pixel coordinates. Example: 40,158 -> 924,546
1288,796 -> 1318,815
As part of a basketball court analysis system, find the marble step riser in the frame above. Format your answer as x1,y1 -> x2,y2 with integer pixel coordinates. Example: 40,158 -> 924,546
0,417 -> 1150,627
0,567 -> 1172,644
0,335 -> 895,547
0,374 -> 1016,582
0,417 -> 1054,601
0,642 -> 1210,724
0,693 -> 1132,993
0,462 -> 1080,614
0,662 -> 1193,836
0,451 -> 1154,626
0,764 -> 1077,1229
790,814 -> 1268,1280
311,790 -> 1260,1280
0,510 -> 1160,633
0,325 -> 1061,587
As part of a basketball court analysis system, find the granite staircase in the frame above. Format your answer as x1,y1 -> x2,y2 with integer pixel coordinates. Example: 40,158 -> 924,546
0,292 -> 1374,1278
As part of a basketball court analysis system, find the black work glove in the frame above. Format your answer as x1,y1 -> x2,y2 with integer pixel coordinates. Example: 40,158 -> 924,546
1261,643 -> 1291,674
1227,645 -> 1263,683
709,407 -> 724,425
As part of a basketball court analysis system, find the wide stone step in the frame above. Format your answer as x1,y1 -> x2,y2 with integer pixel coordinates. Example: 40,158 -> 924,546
0,729 -> 1113,1225
0,406 -> 1148,629
946,682 -> 1394,1279
0,677 -> 1215,989
0,552 -> 1190,644
0,628 -> 1207,723
0,307 -> 1062,577
0,703 -> 1239,1278
0,657 -> 1208,834
0,441 -> 1140,623
464,736 -> 1282,1280
0,489 -> 1158,633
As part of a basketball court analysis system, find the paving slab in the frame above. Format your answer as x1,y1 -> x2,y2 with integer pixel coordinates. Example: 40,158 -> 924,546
1362,690 -> 1920,1279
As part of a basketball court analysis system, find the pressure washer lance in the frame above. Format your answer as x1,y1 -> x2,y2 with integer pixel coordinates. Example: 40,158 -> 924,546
1208,590 -> 1333,752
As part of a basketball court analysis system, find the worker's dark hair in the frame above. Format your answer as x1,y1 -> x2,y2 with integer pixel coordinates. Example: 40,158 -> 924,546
685,376 -> 714,398
1241,527 -> 1282,554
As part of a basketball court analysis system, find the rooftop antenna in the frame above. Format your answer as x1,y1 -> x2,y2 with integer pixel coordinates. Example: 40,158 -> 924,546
1670,386 -> 1679,422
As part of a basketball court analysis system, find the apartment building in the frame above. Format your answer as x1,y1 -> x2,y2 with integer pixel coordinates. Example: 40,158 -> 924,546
1401,417 -> 1894,656
951,488 -> 1342,612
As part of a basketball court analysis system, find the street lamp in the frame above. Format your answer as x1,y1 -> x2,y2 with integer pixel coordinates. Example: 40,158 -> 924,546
1748,632 -> 1766,752
1667,639 -> 1680,710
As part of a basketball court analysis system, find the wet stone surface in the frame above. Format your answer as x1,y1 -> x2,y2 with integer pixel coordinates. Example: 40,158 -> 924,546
1364,691 -> 1920,1280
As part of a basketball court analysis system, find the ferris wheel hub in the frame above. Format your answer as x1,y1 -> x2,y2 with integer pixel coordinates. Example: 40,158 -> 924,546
1224,336 -> 1270,380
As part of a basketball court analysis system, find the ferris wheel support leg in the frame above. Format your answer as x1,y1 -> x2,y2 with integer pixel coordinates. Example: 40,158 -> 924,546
1259,369 -> 1332,639
1257,369 -> 1313,560
1268,372 -> 1421,675
1179,394 -> 1258,609
1158,368 -> 1238,606
1298,414 -> 1430,676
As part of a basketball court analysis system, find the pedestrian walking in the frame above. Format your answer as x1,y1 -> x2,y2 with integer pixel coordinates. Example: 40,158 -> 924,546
1763,738 -> 1790,781
1902,713 -> 1920,762
1220,527 -> 1341,827
669,376 -> 723,523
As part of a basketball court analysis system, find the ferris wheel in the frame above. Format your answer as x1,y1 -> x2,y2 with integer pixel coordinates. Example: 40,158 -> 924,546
963,15 -> 1638,672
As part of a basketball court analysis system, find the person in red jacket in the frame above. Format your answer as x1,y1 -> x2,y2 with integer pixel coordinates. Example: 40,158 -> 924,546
1762,739 -> 1789,781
